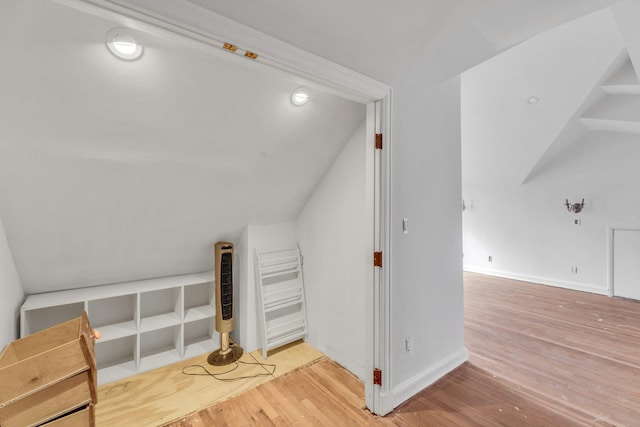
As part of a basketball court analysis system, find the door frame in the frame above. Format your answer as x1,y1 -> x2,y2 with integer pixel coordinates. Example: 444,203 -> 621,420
608,225 -> 640,298
65,0 -> 394,414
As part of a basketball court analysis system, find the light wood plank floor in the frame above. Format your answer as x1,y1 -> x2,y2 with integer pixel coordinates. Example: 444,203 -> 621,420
169,273 -> 640,426
96,341 -> 324,426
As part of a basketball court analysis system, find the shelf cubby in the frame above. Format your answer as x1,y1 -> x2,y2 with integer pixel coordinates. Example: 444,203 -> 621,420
184,282 -> 214,322
20,272 -> 215,385
140,287 -> 182,332
88,294 -> 137,342
96,335 -> 137,385
22,302 -> 86,335
140,326 -> 182,372
183,317 -> 217,359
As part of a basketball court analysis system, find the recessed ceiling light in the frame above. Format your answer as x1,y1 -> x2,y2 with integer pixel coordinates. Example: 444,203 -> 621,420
106,28 -> 143,60
527,96 -> 540,104
291,86 -> 310,106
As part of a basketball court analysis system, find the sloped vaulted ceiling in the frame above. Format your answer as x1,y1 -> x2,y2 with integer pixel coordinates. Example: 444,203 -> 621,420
1,0 -> 621,294
462,7 -> 630,188
463,0 -> 640,188
454,0 -> 618,51
0,0 -> 364,293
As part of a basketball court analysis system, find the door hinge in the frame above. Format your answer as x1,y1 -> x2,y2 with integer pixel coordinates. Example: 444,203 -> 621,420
222,43 -> 238,52
375,133 -> 383,150
373,368 -> 382,386
374,251 -> 383,268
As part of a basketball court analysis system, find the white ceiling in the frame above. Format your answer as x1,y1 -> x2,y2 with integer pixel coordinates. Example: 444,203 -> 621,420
191,0 -> 614,55
0,0 -> 364,293
0,0 -> 621,294
109,0 -> 617,85
462,6 -> 640,188
453,0 -> 618,51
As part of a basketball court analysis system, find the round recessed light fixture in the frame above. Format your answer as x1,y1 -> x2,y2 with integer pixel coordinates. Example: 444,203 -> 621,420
291,86 -> 310,106
527,96 -> 540,104
106,28 -> 143,60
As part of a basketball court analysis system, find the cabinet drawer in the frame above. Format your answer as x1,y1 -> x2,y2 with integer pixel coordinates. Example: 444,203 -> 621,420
44,403 -> 95,427
0,312 -> 97,427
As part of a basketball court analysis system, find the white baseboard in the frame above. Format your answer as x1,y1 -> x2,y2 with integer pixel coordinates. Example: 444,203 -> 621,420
377,390 -> 395,416
464,265 -> 609,296
389,347 -> 469,411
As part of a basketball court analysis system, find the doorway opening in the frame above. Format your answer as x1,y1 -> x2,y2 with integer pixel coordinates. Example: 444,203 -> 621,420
54,0 -> 392,416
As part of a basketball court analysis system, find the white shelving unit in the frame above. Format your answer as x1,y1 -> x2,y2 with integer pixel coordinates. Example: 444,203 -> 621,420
20,272 -> 217,385
255,247 -> 308,359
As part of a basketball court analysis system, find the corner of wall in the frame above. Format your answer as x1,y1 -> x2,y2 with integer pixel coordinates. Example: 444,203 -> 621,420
390,346 -> 469,411
463,265 -> 609,295
236,222 -> 297,353
0,216 -> 25,350
231,226 -> 250,349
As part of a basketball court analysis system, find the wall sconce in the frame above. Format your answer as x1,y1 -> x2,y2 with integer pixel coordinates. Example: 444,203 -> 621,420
565,199 -> 585,213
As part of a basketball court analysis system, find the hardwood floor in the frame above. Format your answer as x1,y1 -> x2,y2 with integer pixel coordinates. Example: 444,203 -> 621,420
465,273 -> 640,425
96,341 -> 325,426
169,359 -> 597,426
168,273 -> 640,426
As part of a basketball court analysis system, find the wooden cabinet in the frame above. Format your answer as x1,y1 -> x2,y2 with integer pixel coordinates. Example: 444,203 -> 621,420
0,313 -> 97,427
20,272 -> 217,385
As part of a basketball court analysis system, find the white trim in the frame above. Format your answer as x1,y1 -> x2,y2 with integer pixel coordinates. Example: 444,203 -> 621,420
368,95 -> 394,415
379,95 -> 393,412
60,0 -> 393,415
608,226 -> 615,297
377,390 -> 396,417
608,225 -> 640,298
365,102 -> 377,411
57,0 -> 390,103
464,266 -> 608,296
390,347 -> 469,410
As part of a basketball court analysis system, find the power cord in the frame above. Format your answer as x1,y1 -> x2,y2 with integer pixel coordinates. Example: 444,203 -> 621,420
182,359 -> 277,382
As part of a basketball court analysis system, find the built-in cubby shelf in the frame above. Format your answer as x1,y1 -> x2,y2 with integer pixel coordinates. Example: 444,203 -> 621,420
20,272 -> 218,385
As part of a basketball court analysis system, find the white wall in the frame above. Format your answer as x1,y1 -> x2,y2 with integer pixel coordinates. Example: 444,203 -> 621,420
0,216 -> 24,351
0,0 -> 365,295
3,0 -> 615,414
461,8 -> 624,189
145,2 -> 619,412
461,8 -> 636,295
389,76 -> 468,405
463,131 -> 640,295
296,121 -> 371,382
234,222 -> 297,352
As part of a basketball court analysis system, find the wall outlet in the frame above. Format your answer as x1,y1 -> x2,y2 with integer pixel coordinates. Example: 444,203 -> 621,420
571,266 -> 578,274
405,336 -> 413,353
488,256 -> 492,262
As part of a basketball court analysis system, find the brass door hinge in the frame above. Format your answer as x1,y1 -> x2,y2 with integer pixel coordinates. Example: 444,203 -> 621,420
223,43 -> 238,52
373,368 -> 382,386
374,252 -> 382,268
375,133 -> 383,150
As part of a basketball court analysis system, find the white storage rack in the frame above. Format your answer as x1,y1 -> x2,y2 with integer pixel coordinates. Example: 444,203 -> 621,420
255,247 -> 308,359
20,272 -> 217,385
